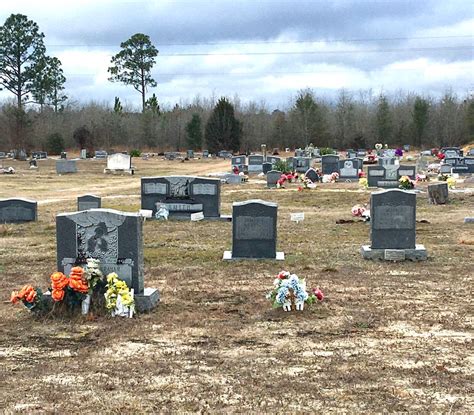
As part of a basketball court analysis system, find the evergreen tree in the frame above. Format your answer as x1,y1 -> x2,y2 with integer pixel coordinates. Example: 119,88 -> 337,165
185,114 -> 203,150
108,33 -> 158,111
205,97 -> 242,153
412,96 -> 429,147
375,93 -> 392,143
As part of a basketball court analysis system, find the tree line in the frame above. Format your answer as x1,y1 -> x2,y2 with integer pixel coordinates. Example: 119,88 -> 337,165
0,13 -> 473,154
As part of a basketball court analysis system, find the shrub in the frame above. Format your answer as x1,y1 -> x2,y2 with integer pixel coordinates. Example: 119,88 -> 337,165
273,159 -> 293,173
320,147 -> 336,155
45,133 -> 65,155
129,149 -> 141,157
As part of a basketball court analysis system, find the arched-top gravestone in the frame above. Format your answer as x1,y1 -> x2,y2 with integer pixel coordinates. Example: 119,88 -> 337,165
0,198 -> 37,223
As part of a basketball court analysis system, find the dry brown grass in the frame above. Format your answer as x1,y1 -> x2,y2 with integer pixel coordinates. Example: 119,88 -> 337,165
0,156 -> 473,413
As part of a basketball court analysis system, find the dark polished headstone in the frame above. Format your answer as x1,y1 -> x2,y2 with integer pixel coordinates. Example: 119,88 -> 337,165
78,194 -> 102,211
141,176 -> 221,219
0,198 -> 37,223
267,170 -> 281,188
321,155 -> 340,175
56,209 -> 158,312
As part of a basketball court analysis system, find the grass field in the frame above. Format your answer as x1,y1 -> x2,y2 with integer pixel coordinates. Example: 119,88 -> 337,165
1,155 -> 473,413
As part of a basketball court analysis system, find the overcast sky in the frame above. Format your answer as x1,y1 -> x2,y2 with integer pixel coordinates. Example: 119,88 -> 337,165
0,0 -> 473,109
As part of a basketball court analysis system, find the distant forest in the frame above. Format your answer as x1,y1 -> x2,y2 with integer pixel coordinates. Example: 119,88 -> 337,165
0,88 -> 472,154
1,13 -> 472,154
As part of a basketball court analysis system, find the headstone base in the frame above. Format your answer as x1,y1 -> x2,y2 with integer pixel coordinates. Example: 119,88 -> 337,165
104,168 -> 134,175
222,251 -> 285,260
360,245 -> 427,261
135,287 -> 160,312
464,217 -> 474,223
167,214 -> 232,221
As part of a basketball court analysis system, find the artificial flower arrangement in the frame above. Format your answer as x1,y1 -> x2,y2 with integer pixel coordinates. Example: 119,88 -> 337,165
266,271 -> 324,312
10,285 -> 44,311
359,177 -> 368,189
375,143 -> 383,151
416,174 -> 428,182
298,174 -> 317,190
399,175 -> 415,190
10,259 -> 135,318
351,204 -> 370,221
104,273 -> 135,318
321,172 -> 339,183
276,172 -> 298,188
446,177 -> 456,189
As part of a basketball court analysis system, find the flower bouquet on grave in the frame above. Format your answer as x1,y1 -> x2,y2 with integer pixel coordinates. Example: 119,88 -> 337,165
276,174 -> 288,189
446,177 -> 456,189
50,267 -> 89,312
399,175 -> 415,190
266,271 -> 324,312
351,204 -> 370,221
359,177 -> 368,189
10,285 -> 45,311
104,273 -> 135,318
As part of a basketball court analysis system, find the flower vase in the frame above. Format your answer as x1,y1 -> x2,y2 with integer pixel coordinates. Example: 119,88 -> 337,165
81,294 -> 91,315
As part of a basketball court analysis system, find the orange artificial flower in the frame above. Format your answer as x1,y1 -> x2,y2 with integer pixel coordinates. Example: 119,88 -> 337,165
10,291 -> 19,304
51,289 -> 65,302
70,267 -> 84,278
25,289 -> 37,303
68,274 -> 89,294
50,272 -> 69,290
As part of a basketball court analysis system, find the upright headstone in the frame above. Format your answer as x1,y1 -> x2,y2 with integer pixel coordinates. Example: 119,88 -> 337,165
267,170 -> 281,188
346,149 -> 357,159
428,183 -> 449,205
262,162 -> 272,174
141,176 -> 222,219
104,153 -> 133,174
95,150 -> 108,159
223,199 -> 283,260
361,189 -> 427,261
304,168 -> 319,183
378,157 -> 396,167
56,160 -> 77,174
266,155 -> 281,165
0,198 -> 37,223
451,157 -> 474,174
294,157 -> 311,173
202,150 -> 209,158
248,155 -> 264,173
56,209 -> 159,312
231,156 -> 247,172
338,159 -> 360,180
186,150 -> 194,159
321,155 -> 340,175
77,194 -> 102,211
80,149 -> 87,159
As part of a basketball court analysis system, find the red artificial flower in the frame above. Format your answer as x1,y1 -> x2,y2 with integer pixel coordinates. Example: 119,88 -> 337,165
312,288 -> 324,301
298,186 -> 303,191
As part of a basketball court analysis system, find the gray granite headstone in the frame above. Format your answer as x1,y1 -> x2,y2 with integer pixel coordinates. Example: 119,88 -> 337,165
78,194 -> 101,211
231,156 -> 247,172
321,155 -> 340,175
56,209 -> 159,312
378,157 -> 396,166
440,164 -> 452,174
225,199 -> 283,260
451,157 -> 474,174
267,170 -> 282,188
346,149 -> 357,159
186,150 -> 194,159
262,162 -> 272,174
0,198 -> 37,223
294,157 -> 311,173
95,150 -> 108,159
266,156 -> 281,165
248,155 -> 264,173
141,176 -> 221,219
338,159 -> 360,180
371,189 -> 416,250
202,150 -> 209,158
56,160 -> 77,174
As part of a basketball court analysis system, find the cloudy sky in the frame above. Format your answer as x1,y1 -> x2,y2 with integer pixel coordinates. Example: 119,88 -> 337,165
1,0 -> 473,109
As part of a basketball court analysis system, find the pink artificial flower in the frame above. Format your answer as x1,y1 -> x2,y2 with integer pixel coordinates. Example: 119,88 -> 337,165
312,288 -> 324,301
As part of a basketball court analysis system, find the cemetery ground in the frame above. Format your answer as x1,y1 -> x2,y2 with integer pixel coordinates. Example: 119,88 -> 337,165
1,156 -> 473,413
